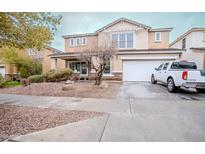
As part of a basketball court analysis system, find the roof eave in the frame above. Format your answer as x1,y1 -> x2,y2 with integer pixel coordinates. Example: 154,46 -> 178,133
149,28 -> 173,32
62,33 -> 97,39
95,17 -> 151,33
45,46 -> 63,53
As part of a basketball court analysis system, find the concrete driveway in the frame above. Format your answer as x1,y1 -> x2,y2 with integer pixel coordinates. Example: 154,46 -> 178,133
101,82 -> 205,141
118,82 -> 205,101
2,82 -> 205,141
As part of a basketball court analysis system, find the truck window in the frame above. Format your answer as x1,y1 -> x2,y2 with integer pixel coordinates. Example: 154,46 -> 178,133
171,62 -> 197,69
163,63 -> 169,70
158,64 -> 164,71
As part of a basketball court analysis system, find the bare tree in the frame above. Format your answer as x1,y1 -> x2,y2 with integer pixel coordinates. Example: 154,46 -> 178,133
79,33 -> 118,85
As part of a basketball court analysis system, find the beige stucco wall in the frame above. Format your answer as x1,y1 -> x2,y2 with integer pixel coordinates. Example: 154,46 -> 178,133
64,35 -> 98,52
41,48 -> 52,74
148,31 -> 169,49
42,49 -> 66,74
0,63 -> 17,75
182,50 -> 205,69
50,58 -> 66,70
0,57 -> 17,76
98,21 -> 149,49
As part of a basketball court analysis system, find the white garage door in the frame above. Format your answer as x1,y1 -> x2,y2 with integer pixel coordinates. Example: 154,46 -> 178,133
0,66 -> 6,78
123,60 -> 170,82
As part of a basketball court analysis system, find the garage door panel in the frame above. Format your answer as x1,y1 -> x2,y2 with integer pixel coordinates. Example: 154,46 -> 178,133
123,60 -> 169,81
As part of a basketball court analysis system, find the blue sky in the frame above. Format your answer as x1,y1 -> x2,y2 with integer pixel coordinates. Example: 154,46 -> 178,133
51,12 -> 205,51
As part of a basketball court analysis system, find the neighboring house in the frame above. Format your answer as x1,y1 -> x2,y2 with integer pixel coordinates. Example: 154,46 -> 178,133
50,17 -> 183,81
170,28 -> 205,69
0,62 -> 16,78
27,46 -> 64,74
0,46 -> 63,78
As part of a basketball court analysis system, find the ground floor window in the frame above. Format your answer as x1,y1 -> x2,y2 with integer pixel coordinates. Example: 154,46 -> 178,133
69,62 -> 80,72
68,61 -> 88,76
67,59 -> 111,76
103,58 -> 111,74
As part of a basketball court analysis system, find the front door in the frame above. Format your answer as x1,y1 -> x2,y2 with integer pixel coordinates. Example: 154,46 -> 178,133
80,62 -> 88,76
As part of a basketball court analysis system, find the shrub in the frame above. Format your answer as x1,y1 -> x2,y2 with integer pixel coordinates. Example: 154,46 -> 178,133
0,74 -> 3,88
19,67 -> 31,78
0,74 -> 3,83
28,75 -> 45,83
30,60 -> 42,75
45,69 -> 73,82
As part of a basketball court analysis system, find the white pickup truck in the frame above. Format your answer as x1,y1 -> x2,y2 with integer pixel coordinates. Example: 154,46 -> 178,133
151,61 -> 205,93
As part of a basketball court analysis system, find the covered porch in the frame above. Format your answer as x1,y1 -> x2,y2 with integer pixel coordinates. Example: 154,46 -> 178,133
50,52 -> 90,79
49,52 -> 118,81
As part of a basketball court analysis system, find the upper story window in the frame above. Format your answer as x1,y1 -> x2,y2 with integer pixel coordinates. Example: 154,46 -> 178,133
28,49 -> 38,56
119,34 -> 126,48
111,32 -> 134,49
127,33 -> 134,48
69,37 -> 87,47
182,38 -> 186,50
155,32 -> 161,42
70,39 -> 75,46
76,38 -> 80,46
82,37 -> 87,45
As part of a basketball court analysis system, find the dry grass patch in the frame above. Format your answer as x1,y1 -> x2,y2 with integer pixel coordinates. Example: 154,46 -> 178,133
0,82 -> 121,98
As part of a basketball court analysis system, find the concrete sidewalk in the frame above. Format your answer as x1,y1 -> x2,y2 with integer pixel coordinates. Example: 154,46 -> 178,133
9,112 -> 205,142
0,94 -> 130,113
10,115 -> 109,142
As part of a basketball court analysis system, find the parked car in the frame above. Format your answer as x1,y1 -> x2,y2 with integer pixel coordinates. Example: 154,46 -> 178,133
151,61 -> 205,93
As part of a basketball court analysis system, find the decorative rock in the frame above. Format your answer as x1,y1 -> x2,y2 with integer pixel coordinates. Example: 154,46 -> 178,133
65,80 -> 74,85
62,85 -> 75,91
98,82 -> 108,89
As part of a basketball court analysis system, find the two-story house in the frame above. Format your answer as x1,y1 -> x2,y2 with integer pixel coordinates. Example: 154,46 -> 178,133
170,28 -> 205,69
50,18 -> 183,81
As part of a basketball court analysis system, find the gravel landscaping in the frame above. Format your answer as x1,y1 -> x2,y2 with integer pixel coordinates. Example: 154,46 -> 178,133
0,82 -> 121,98
0,105 -> 104,140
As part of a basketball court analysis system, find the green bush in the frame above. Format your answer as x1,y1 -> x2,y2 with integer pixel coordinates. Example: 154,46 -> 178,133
28,75 -> 45,83
19,67 -> 31,78
30,60 -> 42,75
45,69 -> 73,82
0,74 -> 3,83
0,81 -> 22,88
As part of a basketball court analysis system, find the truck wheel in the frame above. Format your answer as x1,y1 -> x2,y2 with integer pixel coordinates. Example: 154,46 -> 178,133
151,74 -> 157,84
167,78 -> 176,93
196,88 -> 205,93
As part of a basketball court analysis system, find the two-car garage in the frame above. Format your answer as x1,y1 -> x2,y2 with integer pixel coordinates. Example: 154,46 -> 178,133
122,55 -> 179,82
